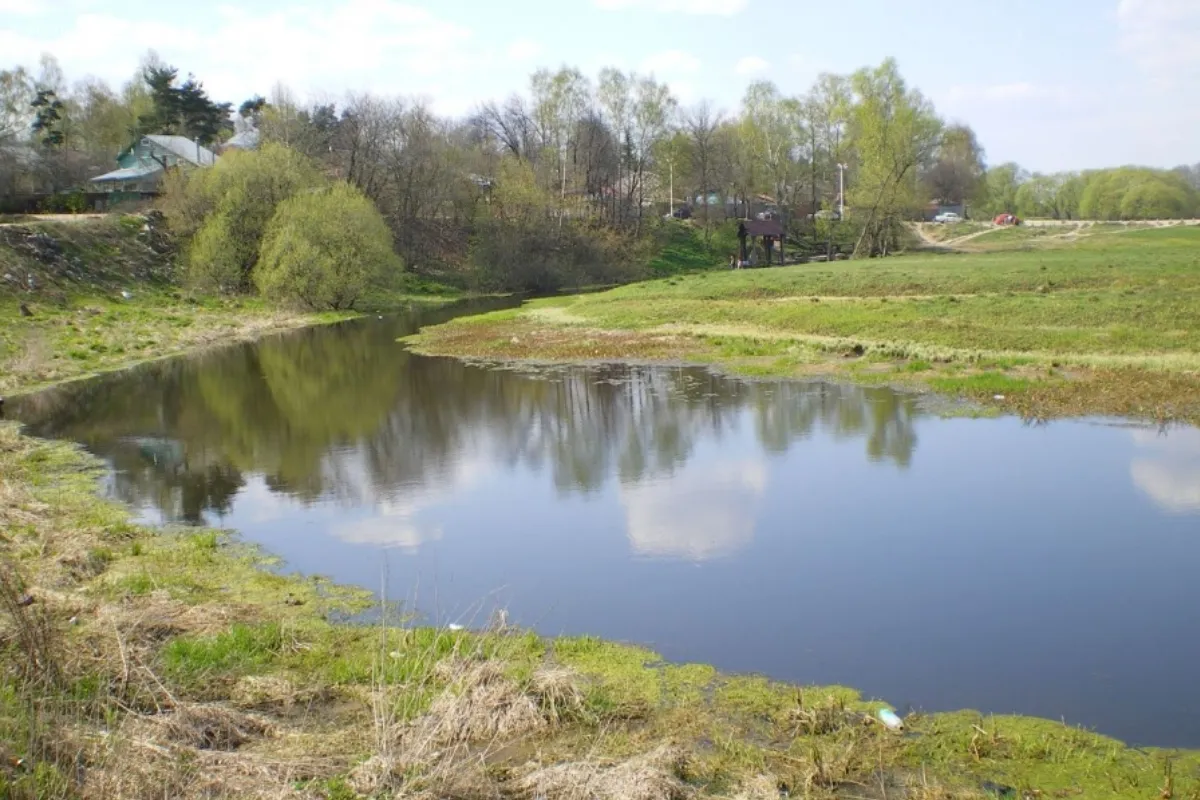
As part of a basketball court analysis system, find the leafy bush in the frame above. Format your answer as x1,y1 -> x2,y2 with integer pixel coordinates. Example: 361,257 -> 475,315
162,142 -> 323,292
469,217 -> 644,293
39,190 -> 88,214
254,182 -> 401,310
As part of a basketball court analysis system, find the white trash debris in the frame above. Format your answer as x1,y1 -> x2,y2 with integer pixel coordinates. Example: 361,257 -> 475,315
877,708 -> 904,730
447,623 -> 465,632
993,394 -> 1005,401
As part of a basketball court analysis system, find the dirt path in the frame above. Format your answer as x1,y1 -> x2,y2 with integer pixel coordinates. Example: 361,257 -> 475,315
910,223 -> 955,251
0,213 -> 109,227
910,222 -> 998,251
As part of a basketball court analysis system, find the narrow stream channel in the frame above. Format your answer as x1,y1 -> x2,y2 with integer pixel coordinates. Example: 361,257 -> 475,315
9,299 -> 1200,747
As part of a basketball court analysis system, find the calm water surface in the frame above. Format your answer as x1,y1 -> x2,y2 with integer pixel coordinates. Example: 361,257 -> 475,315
9,301 -> 1200,747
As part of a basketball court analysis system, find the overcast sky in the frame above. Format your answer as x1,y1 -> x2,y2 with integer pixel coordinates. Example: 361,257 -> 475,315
2,0 -> 1196,171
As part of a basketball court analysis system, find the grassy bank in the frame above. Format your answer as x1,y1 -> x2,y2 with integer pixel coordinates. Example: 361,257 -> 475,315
4,423 -> 1200,799
0,292 -> 356,397
0,215 -> 459,397
406,226 -> 1200,423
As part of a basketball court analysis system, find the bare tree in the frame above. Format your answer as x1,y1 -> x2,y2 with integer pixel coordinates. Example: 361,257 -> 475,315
685,101 -> 723,244
473,95 -> 536,161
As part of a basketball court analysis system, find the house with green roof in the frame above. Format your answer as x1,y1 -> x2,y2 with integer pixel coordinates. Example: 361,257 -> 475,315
89,135 -> 218,206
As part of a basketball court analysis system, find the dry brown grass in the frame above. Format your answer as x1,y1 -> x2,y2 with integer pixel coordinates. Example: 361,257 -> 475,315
514,743 -> 691,800
142,703 -> 274,750
420,661 -> 546,747
349,658 -> 591,797
82,729 -> 339,800
731,772 -> 786,799
407,319 -> 697,365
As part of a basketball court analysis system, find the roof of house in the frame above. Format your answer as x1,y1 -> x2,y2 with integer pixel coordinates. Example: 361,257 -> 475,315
222,129 -> 260,151
140,135 -> 218,166
90,164 -> 163,184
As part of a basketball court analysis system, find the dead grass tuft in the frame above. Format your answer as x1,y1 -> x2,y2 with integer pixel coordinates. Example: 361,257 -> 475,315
515,744 -> 691,800
732,772 -> 786,799
784,691 -> 857,737
146,703 -> 274,751
417,661 -> 546,748
0,559 -> 62,686
349,752 -> 503,799
350,661 -> 590,797
898,770 -> 989,799
800,738 -> 869,792
231,675 -> 331,711
85,732 -> 336,800
529,666 -> 588,724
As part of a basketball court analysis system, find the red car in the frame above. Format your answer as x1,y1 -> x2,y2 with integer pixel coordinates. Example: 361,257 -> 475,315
993,213 -> 1021,226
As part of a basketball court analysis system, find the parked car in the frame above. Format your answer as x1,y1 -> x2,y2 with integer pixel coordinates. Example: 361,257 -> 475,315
993,213 -> 1021,226
934,211 -> 962,224
812,209 -> 840,221
663,205 -> 692,220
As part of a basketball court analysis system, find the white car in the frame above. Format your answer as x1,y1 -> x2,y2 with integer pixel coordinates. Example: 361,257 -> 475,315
934,212 -> 962,224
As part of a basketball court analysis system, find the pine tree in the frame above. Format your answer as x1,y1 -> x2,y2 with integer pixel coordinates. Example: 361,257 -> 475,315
137,65 -> 232,145
30,89 -> 66,148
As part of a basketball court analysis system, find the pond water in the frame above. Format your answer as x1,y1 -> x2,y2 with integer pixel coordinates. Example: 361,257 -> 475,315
8,301 -> 1200,747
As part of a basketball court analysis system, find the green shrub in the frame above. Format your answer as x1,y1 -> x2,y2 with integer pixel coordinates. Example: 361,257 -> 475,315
255,182 -> 401,310
163,142 -> 324,292
39,190 -> 88,214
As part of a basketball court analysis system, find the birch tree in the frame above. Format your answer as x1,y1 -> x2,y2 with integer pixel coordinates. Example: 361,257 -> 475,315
846,59 -> 942,256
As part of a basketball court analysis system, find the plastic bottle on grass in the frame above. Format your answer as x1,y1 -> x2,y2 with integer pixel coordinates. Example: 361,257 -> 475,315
877,708 -> 904,730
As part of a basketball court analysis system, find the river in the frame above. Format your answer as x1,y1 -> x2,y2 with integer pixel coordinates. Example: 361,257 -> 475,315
8,299 -> 1200,747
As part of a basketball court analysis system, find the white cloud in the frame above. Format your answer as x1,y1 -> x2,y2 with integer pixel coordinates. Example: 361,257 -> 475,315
506,38 -> 542,62
621,459 -> 767,561
331,456 -> 490,550
0,0 -> 41,16
0,1 -> 478,115
595,0 -> 747,14
1117,0 -> 1200,86
639,49 -> 701,75
668,79 -> 697,103
333,499 -> 445,551
734,56 -> 769,76
1130,428 -> 1200,514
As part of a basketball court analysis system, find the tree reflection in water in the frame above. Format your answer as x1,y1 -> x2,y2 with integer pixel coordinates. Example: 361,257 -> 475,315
13,307 -> 921,526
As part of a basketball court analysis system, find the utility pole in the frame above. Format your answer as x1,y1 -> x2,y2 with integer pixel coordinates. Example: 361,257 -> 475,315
669,157 -> 674,219
836,163 -> 847,219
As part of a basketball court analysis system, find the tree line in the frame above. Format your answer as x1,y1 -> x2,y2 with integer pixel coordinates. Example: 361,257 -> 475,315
976,163 -> 1200,221
4,50 -> 1198,300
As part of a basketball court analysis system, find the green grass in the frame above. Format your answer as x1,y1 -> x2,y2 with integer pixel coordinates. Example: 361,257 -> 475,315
645,219 -> 742,276
408,226 -> 1200,422
162,623 -> 287,687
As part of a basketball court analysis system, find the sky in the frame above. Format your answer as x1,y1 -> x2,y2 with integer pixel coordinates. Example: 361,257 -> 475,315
1,0 -> 1197,171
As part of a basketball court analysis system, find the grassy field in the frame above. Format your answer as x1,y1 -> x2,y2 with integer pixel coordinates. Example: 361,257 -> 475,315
408,226 -> 1200,423
4,422 -> 1200,799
